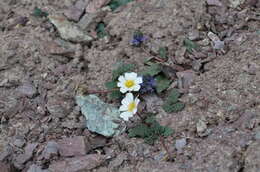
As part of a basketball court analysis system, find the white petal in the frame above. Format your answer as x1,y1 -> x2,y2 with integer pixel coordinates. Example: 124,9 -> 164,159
120,111 -> 133,121
118,76 -> 125,82
121,93 -> 132,105
132,107 -> 138,114
135,98 -> 140,105
136,77 -> 143,84
119,104 -> 128,111
125,72 -> 137,80
133,84 -> 141,91
125,93 -> 134,101
120,87 -> 128,93
117,82 -> 123,87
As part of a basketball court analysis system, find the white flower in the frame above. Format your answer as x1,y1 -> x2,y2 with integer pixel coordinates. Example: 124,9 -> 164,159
117,72 -> 143,93
119,93 -> 140,121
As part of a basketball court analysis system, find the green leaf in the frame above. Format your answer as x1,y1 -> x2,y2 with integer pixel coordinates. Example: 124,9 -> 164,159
184,38 -> 199,53
105,81 -> 117,89
128,124 -> 150,138
33,7 -> 48,18
109,90 -> 122,100
166,89 -> 180,104
108,0 -> 133,11
158,47 -> 167,59
142,63 -> 162,76
162,127 -> 174,137
155,75 -> 171,93
162,102 -> 185,113
112,63 -> 135,80
96,22 -> 107,38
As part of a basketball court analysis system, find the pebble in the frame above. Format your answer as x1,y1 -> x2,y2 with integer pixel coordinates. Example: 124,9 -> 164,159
175,138 -> 187,152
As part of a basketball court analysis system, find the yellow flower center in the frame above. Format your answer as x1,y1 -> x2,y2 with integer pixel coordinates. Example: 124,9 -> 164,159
125,80 -> 135,88
128,102 -> 136,112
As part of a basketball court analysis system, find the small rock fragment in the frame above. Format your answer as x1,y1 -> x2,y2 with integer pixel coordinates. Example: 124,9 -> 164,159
229,0 -> 246,8
76,95 -> 124,137
109,152 -> 128,169
85,0 -> 110,13
0,162 -> 14,172
255,130 -> 260,140
42,141 -> 59,160
188,30 -> 200,41
208,32 -> 225,50
48,154 -> 105,172
27,164 -> 49,172
64,0 -> 88,22
176,70 -> 196,91
196,119 -> 207,135
57,136 -> 89,157
13,137 -> 26,148
14,143 -> 38,169
242,62 -> 258,75
0,145 -> 12,161
206,0 -> 223,6
47,96 -> 74,118
17,82 -> 37,98
175,138 -> 187,152
48,15 -> 93,43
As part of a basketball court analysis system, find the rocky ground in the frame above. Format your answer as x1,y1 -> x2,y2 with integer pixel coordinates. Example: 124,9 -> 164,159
0,0 -> 260,172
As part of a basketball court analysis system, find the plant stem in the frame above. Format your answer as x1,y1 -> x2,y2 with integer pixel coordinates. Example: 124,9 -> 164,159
160,136 -> 173,161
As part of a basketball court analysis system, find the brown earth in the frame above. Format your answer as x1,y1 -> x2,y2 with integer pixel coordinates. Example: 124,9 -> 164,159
0,0 -> 259,171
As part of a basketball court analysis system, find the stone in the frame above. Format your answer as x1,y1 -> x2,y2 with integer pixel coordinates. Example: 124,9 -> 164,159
17,82 -> 37,98
64,0 -> 89,22
0,145 -> 13,161
42,141 -> 59,160
76,95 -> 125,137
196,119 -> 207,134
13,137 -> 26,148
255,131 -> 260,140
48,15 -> 93,43
27,164 -> 49,172
48,154 -> 105,172
175,138 -> 187,152
176,70 -> 196,91
208,32 -> 225,50
244,142 -> 260,172
57,136 -> 89,157
85,0 -> 110,13
188,30 -> 200,41
0,162 -> 14,172
206,0 -> 223,6
14,143 -> 38,168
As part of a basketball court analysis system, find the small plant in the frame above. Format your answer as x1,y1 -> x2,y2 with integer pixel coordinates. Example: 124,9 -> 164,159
162,89 -> 185,113
96,22 -> 108,38
128,115 -> 173,145
108,0 -> 134,11
131,31 -> 147,46
32,7 -> 48,18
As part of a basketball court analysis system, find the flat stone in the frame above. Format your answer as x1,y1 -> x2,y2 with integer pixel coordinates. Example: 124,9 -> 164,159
14,143 -> 38,168
58,136 -> 89,157
64,0 -> 89,22
76,95 -> 124,137
48,154 -> 105,172
175,138 -> 187,152
27,164 -> 49,172
42,141 -> 59,160
244,142 -> 260,172
0,162 -> 15,172
48,15 -> 93,43
17,82 -> 37,98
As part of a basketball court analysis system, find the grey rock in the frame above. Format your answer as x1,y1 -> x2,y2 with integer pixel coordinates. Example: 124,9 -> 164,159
27,164 -> 49,172
188,30 -> 200,41
0,145 -> 13,161
196,119 -> 207,135
14,143 -> 38,169
175,138 -> 187,152
244,142 -> 260,172
13,137 -> 26,148
255,131 -> 260,140
48,154 -> 105,172
17,82 -> 37,98
57,136 -> 89,157
206,0 -> 223,6
42,141 -> 59,160
64,0 -> 89,22
76,95 -> 125,137
48,15 -> 93,43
